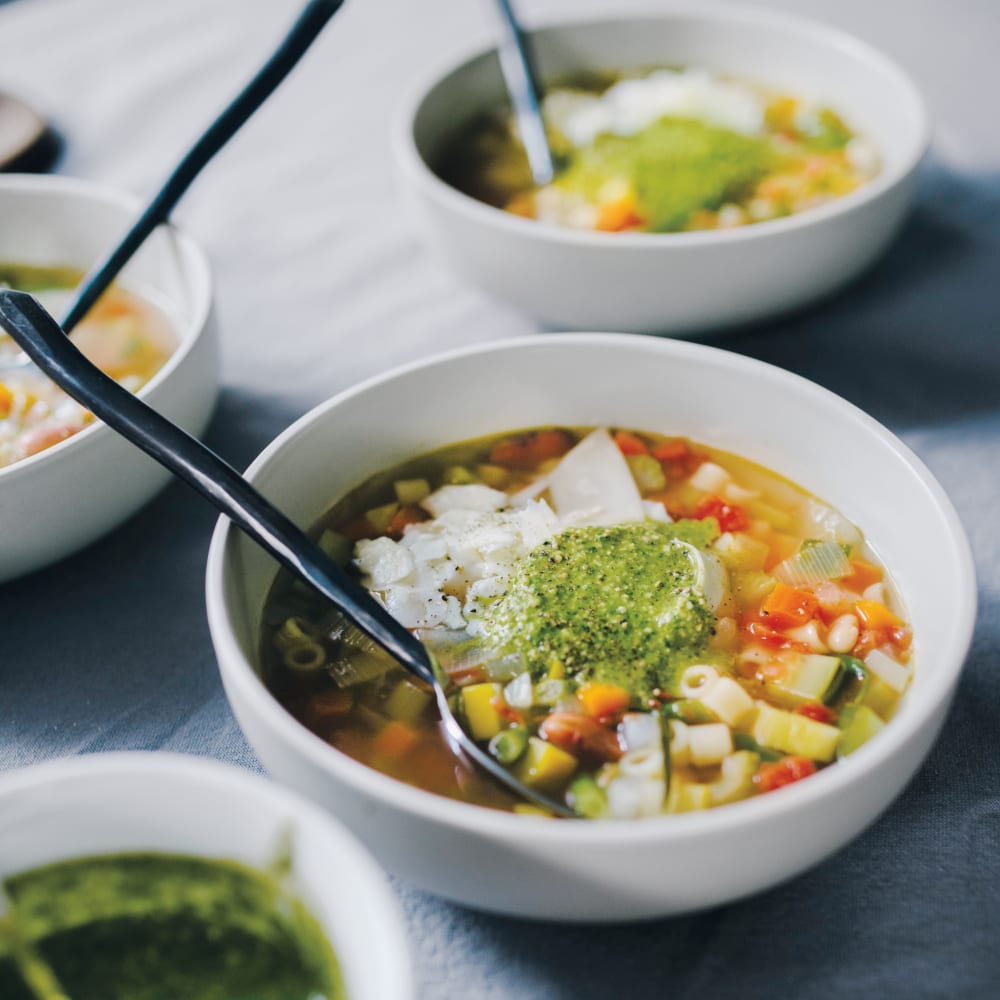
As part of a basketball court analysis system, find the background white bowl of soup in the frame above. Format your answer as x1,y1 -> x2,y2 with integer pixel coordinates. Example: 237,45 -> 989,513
206,334 -> 975,921
0,174 -> 217,583
392,6 -> 928,335
0,753 -> 413,999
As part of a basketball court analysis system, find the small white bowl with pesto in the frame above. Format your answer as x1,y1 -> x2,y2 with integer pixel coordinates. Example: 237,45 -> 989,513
393,7 -> 928,334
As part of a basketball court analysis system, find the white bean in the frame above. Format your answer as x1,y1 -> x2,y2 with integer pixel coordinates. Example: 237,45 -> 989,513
827,613 -> 860,654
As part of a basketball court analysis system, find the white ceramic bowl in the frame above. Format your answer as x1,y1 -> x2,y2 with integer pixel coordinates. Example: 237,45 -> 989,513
0,174 -> 217,583
206,334 -> 975,921
393,6 -> 928,335
0,752 -> 413,999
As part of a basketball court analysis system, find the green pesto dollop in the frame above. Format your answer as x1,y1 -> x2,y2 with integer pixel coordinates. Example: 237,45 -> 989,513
556,116 -> 776,231
0,853 -> 343,1000
479,519 -> 721,699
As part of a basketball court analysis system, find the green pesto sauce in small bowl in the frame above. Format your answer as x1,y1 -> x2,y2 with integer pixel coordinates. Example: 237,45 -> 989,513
0,853 -> 344,1000
479,519 -> 719,699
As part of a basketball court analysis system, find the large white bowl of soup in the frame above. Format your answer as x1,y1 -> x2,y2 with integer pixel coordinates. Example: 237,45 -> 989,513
206,334 -> 975,921
392,6 -> 928,334
0,753 -> 413,999
0,174 -> 217,582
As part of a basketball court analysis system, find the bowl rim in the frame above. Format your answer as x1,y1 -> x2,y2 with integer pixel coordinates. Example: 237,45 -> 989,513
0,750 -> 414,995
206,332 -> 977,845
0,172 -> 214,484
392,2 -> 930,249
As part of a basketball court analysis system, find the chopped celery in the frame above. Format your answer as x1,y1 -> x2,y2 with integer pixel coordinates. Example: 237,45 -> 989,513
489,725 -> 528,764
442,465 -> 477,485
318,528 -> 355,567
326,648 -> 394,688
752,702 -> 839,761
837,704 -> 885,758
774,540 -> 851,586
567,774 -> 608,819
627,454 -> 666,492
365,501 -> 399,533
713,532 -> 770,572
393,477 -> 431,505
733,571 -> 778,611
383,677 -> 432,722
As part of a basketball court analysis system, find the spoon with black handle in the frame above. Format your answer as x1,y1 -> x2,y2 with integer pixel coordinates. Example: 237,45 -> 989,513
0,290 -> 577,819
1,0 -> 343,371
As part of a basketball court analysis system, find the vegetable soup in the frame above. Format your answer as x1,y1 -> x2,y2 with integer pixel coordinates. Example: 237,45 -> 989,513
0,264 -> 176,468
438,67 -> 879,234
263,427 -> 912,819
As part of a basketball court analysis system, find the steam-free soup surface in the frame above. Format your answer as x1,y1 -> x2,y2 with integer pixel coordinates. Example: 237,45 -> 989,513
0,264 -> 176,468
0,852 -> 343,1000
263,427 -> 912,819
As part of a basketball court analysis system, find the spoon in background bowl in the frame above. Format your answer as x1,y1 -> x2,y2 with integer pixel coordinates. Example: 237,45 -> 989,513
491,0 -> 557,186
0,290 -> 577,819
0,0 -> 343,373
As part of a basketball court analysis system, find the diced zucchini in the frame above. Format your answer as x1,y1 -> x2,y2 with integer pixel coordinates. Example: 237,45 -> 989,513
383,677 -> 432,723
365,501 -> 399,533
475,463 -> 510,489
318,528 -> 355,567
864,648 -> 911,694
837,704 -> 885,758
665,779 -> 712,813
770,654 -> 841,705
627,454 -> 666,492
861,675 -> 900,718
733,571 -> 778,611
393,477 -> 430,505
751,701 -> 840,762
709,750 -> 760,805
713,532 -> 770,572
442,465 -> 477,485
513,737 -> 578,793
460,683 -> 503,741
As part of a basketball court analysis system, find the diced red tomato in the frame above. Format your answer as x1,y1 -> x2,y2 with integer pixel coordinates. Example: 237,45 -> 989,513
797,702 -> 837,724
740,616 -> 810,652
613,430 -> 649,456
693,494 -> 751,533
491,696 -> 524,726
756,756 -> 817,793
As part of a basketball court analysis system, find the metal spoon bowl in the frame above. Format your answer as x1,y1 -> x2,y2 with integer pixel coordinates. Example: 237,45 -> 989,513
0,290 -> 576,819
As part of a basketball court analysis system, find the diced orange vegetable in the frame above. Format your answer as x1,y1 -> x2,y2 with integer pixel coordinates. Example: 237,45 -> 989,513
22,423 -> 82,457
507,193 -> 536,218
652,438 -> 689,462
756,756 -> 816,793
387,505 -> 427,539
613,430 -> 649,456
489,429 -> 573,470
0,384 -> 12,418
595,197 -> 645,232
531,429 -> 574,462
841,558 -> 884,593
854,600 -> 903,630
372,720 -> 421,760
760,583 -> 820,629
578,682 -> 632,720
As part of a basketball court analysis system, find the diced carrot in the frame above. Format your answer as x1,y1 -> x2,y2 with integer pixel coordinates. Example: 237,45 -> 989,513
0,384 -> 12,418
595,197 -> 645,232
578,682 -> 632,720
841,558 -> 884,593
693,494 -> 750,533
652,438 -> 689,462
372,720 -> 421,760
613,430 -> 649,456
854,600 -> 903,630
530,428 -> 574,462
387,505 -> 427,539
491,695 -> 524,726
761,583 -> 819,629
22,423 -> 82,457
489,429 -> 573,470
506,193 -> 536,218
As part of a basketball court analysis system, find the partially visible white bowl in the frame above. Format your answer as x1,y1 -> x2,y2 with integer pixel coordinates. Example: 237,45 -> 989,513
0,753 -> 414,1000
0,174 -> 217,583
393,5 -> 928,334
207,333 -> 975,921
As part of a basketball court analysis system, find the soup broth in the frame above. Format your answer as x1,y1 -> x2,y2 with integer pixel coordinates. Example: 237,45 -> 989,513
263,427 -> 912,819
0,264 -> 177,468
